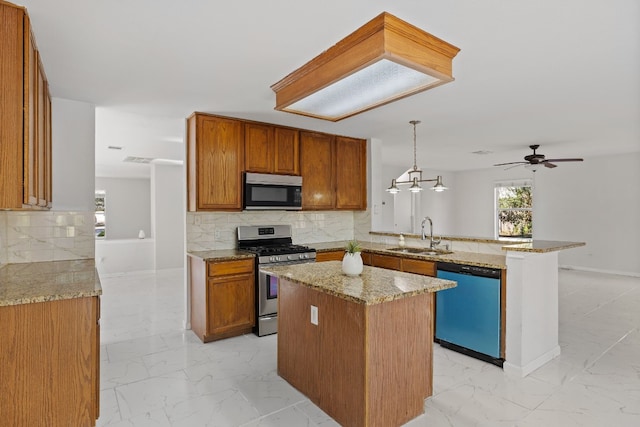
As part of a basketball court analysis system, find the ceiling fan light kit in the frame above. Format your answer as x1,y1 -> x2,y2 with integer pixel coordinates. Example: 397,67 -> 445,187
271,12 -> 460,121
494,144 -> 584,172
386,120 -> 448,194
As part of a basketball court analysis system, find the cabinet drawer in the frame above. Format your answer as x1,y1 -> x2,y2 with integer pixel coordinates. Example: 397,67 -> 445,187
371,254 -> 401,271
402,259 -> 436,276
208,259 -> 254,277
316,251 -> 344,262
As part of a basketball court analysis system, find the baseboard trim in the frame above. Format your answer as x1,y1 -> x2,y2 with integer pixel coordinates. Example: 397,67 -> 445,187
504,345 -> 561,378
560,265 -> 640,278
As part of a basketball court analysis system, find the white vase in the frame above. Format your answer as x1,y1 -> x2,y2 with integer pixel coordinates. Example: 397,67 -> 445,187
342,252 -> 363,276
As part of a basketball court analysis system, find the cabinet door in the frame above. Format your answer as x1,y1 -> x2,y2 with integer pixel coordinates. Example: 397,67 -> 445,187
23,23 -> 38,206
35,54 -> 47,207
274,127 -> 299,175
44,83 -> 52,207
300,132 -> 334,210
0,5 -> 24,209
244,122 -> 274,173
335,136 -> 366,210
207,274 -> 255,336
196,115 -> 244,210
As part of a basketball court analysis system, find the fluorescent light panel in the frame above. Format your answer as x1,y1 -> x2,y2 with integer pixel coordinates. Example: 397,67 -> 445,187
284,59 -> 441,121
271,12 -> 460,121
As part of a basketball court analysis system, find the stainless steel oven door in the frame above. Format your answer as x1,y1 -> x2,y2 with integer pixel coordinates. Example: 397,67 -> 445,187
258,259 -> 314,316
258,268 -> 279,316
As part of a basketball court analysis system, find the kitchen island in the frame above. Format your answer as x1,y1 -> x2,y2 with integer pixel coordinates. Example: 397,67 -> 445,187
262,261 -> 456,427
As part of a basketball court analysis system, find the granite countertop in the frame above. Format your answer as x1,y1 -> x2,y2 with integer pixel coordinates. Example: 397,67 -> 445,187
369,231 -> 530,245
502,240 -> 586,253
262,261 -> 456,305
309,241 -> 507,269
0,259 -> 102,307
187,249 -> 255,262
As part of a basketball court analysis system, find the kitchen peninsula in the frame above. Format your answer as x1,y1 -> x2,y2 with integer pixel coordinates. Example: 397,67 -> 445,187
311,237 -> 585,377
262,261 -> 456,427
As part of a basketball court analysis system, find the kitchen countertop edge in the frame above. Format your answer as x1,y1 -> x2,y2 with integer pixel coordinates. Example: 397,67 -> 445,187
262,261 -> 456,305
0,259 -> 102,307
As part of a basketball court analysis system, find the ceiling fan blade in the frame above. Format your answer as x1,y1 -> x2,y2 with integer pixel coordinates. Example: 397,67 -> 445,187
505,163 -> 526,171
544,162 -> 557,168
493,161 -> 528,166
543,158 -> 584,163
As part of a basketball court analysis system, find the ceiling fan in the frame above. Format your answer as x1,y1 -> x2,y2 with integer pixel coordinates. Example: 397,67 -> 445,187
494,144 -> 583,171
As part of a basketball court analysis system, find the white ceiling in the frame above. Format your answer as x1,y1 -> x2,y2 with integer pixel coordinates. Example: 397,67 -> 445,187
19,0 -> 640,177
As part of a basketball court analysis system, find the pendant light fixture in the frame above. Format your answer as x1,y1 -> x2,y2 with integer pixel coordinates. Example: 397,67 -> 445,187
271,12 -> 460,122
386,120 -> 448,194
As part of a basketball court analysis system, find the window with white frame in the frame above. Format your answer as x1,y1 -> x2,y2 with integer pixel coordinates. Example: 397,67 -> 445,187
495,179 -> 532,239
95,191 -> 106,238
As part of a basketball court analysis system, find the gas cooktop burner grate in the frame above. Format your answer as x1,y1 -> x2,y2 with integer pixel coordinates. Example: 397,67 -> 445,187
242,244 -> 313,256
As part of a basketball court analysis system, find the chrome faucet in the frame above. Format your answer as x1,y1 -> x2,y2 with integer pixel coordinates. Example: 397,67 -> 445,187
421,216 -> 441,250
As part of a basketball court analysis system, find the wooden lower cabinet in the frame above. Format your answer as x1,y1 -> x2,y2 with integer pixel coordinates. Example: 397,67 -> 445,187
189,256 -> 255,342
0,296 -> 100,426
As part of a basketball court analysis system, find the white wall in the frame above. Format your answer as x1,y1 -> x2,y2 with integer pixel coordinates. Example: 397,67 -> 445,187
94,177 -> 151,240
52,98 -> 95,211
151,163 -> 184,269
534,152 -> 640,275
451,167 -> 529,238
380,152 -> 640,275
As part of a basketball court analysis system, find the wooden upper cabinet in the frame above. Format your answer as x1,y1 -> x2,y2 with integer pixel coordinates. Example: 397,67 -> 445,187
300,131 -> 335,210
274,127 -> 299,175
244,123 -> 274,173
187,114 -> 244,211
335,136 -> 366,210
245,124 -> 300,175
0,5 -> 50,210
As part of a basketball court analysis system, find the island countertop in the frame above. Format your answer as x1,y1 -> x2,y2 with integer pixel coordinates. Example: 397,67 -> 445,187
0,259 -> 102,307
261,261 -> 456,305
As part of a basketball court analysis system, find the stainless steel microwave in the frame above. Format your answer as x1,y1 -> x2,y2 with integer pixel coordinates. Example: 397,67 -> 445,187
243,172 -> 302,210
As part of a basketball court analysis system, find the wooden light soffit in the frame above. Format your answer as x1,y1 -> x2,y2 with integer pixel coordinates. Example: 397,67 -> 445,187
271,12 -> 460,122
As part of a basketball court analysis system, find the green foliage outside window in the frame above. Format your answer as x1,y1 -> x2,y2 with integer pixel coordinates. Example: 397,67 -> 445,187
497,185 -> 532,238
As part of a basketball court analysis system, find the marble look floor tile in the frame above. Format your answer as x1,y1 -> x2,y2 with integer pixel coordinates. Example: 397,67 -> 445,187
101,357 -> 150,390
96,268 -> 640,427
239,405 -> 318,427
115,370 -> 200,420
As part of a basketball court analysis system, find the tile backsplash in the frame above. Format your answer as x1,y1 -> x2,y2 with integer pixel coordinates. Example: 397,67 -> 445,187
187,211 -> 360,251
0,211 -> 95,264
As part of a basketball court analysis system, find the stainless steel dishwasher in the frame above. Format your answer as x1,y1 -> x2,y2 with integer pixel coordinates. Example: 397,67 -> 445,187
435,262 -> 503,367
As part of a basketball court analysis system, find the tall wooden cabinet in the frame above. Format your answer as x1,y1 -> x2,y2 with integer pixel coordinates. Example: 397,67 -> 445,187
300,131 -> 335,210
0,2 -> 52,210
187,113 -> 245,211
335,136 -> 366,210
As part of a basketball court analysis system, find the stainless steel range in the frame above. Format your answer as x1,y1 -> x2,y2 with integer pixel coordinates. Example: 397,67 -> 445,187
237,225 -> 316,336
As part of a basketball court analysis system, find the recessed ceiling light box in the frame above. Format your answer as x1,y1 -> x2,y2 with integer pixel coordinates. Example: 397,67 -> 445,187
271,12 -> 460,121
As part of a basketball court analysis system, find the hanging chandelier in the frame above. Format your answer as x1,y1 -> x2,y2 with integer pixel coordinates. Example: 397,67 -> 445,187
386,120 -> 448,194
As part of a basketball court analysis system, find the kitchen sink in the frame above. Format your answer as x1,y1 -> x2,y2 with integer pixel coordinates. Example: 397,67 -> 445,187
386,247 -> 453,256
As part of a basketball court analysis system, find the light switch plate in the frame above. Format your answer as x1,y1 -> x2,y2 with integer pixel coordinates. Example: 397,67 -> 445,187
310,305 -> 318,325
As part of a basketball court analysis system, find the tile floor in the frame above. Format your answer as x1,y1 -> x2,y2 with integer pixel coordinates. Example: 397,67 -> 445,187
96,268 -> 640,426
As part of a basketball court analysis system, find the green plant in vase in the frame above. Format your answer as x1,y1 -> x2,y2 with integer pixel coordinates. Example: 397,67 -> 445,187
343,240 -> 363,276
